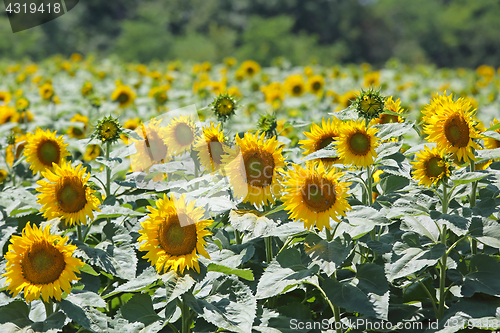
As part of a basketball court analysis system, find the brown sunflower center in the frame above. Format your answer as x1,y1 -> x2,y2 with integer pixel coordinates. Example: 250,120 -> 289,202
21,240 -> 66,285
174,123 -> 194,146
56,176 -> 87,213
246,67 -> 255,75
208,140 -> 225,166
379,114 -> 399,124
301,177 -> 336,213
244,150 -> 275,187
292,85 -> 303,95
425,157 -> 445,178
444,114 -> 470,147
37,139 -> 61,166
158,214 -> 197,256
349,132 -> 371,155
117,92 -> 129,104
312,81 -> 322,91
316,136 -> 339,163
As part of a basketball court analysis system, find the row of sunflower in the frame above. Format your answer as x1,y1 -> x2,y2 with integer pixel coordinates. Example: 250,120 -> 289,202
1,56 -> 500,332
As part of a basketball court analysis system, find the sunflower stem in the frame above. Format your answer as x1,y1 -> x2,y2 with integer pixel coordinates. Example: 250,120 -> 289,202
77,225 -> 83,242
234,229 -> 242,245
105,141 -> 111,198
180,296 -> 192,333
265,236 -> 273,264
470,160 -> 478,255
43,299 -> 54,318
437,182 -> 449,319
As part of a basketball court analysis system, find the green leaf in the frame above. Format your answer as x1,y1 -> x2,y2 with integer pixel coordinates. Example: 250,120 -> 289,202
448,255 -> 500,297
380,174 -> 409,194
184,276 -> 256,333
30,311 -> 67,333
207,263 -> 254,281
229,210 -> 276,240
304,234 -> 353,276
74,241 -> 117,276
430,211 -> 469,236
255,261 -> 318,299
80,264 -> 99,276
0,300 -> 32,329
321,263 -> 390,320
161,270 -> 196,304
95,242 -> 138,280
374,121 -> 415,141
276,247 -> 306,271
386,243 -> 446,281
469,217 -> 500,249
95,205 -> 143,219
107,267 -> 159,297
66,290 -> 106,308
375,141 -> 403,161
400,215 -> 440,243
477,148 -> 500,161
451,171 -> 487,185
120,293 -> 162,326
346,206 -> 391,226
59,299 -> 109,333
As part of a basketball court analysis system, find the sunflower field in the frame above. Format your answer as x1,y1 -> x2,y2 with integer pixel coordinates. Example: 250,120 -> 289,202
1,56 -> 500,333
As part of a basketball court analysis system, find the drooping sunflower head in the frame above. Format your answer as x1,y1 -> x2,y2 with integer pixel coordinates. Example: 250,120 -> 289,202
94,115 -> 123,143
36,160 -> 101,226
353,88 -> 385,120
165,116 -> 197,156
3,223 -> 84,303
222,131 -> 285,207
39,83 -> 54,100
307,75 -> 325,95
194,122 -> 228,172
24,128 -> 70,175
371,96 -> 405,125
411,145 -> 451,187
138,194 -> 212,274
300,117 -> 344,168
282,163 -> 351,231
284,74 -> 306,97
211,93 -> 238,121
111,85 -> 136,108
131,119 -> 170,173
239,60 -> 261,77
335,119 -> 379,168
423,96 -> 480,163
484,119 -> 500,150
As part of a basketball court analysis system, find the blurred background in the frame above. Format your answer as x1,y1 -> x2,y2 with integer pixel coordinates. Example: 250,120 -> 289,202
1,0 -> 500,67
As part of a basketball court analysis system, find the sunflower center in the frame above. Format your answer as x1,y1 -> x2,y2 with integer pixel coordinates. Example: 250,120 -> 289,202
444,115 -> 470,147
380,114 -> 399,124
21,241 -> 66,285
318,137 -> 334,150
117,92 -> 129,104
301,177 -> 336,213
158,214 -> 197,256
174,123 -> 194,146
292,85 -> 303,95
100,122 -> 118,139
246,67 -> 255,75
349,132 -> 371,155
56,176 -> 87,213
37,140 -> 61,166
312,82 -> 322,91
217,98 -> 234,115
425,157 -> 445,178
209,140 -> 225,166
244,151 -> 275,187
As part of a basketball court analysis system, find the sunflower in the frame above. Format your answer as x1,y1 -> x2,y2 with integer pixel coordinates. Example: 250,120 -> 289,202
239,60 -> 261,77
39,83 -> 54,100
165,116 -> 197,156
0,169 -> 7,184
411,146 -> 451,187
282,163 -> 351,231
81,82 -> 93,97
194,123 -> 228,172
484,119 -> 500,149
421,92 -> 454,124
138,194 -> 212,274
130,119 -> 170,173
0,105 -> 17,124
307,75 -> 325,95
424,97 -> 480,163
94,116 -> 123,143
371,96 -> 405,125
6,133 -> 28,166
148,85 -> 169,105
222,131 -> 285,207
261,82 -> 284,105
67,114 -> 89,139
83,144 -> 101,161
284,74 -> 306,97
111,85 -> 136,108
211,94 -> 238,121
300,117 -> 344,167
0,91 -> 11,104
16,97 -> 30,111
353,88 -> 385,120
335,119 -> 379,168
3,223 -> 83,303
36,161 -> 101,226
24,128 -> 70,175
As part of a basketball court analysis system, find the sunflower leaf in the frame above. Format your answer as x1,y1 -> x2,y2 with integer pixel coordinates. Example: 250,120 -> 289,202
161,270 -> 196,304
373,121 -> 415,141
59,299 -> 109,333
119,293 -> 163,327
304,233 -> 353,276
207,263 -> 254,281
0,300 -> 33,329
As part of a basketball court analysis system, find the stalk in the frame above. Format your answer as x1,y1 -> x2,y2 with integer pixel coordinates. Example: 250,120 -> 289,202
180,296 -> 192,333
265,236 -> 273,264
470,159 -> 477,255
437,182 -> 449,318
43,299 -> 54,318
105,141 -> 111,198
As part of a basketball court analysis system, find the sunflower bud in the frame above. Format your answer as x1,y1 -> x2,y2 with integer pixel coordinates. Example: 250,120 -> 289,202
354,88 -> 385,120
94,116 -> 123,143
257,114 -> 277,138
211,93 -> 238,122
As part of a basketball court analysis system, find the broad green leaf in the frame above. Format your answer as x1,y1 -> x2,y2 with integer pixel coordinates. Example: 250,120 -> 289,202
400,215 -> 440,243
120,293 -> 162,326
374,121 -> 415,141
375,141 -> 403,161
386,243 -> 446,281
477,148 -> 500,161
30,311 -> 67,333
380,174 -> 409,194
95,205 -> 143,219
469,217 -> 500,249
451,171 -> 487,185
255,261 -> 319,299
304,233 -> 353,276
207,263 -> 254,281
66,290 -> 106,308
430,211 -> 469,236
321,263 -> 390,320
448,255 -> 500,297
59,299 -> 109,333
482,130 -> 500,141
184,276 -> 256,333
95,242 -> 138,280
106,267 -> 159,297
346,206 -> 391,226
161,270 -> 196,304
74,241 -> 117,275
0,300 -> 32,329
